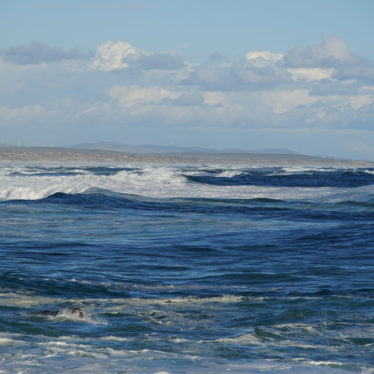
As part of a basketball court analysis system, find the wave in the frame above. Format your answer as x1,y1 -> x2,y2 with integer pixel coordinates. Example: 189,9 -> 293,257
1,287 -> 371,373
2,165 -> 136,177
2,190 -> 374,221
1,165 -> 374,203
184,168 -> 374,188
28,307 -> 93,323
0,190 -> 285,213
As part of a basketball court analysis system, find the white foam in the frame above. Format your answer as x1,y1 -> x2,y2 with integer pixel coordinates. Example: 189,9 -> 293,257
0,292 -> 65,308
281,166 -> 334,173
0,325 -> 366,373
275,323 -> 321,335
117,294 -> 244,306
171,338 -> 188,343
99,336 -> 131,342
53,307 -> 89,322
215,332 -> 265,345
306,360 -> 344,367
0,164 -> 346,202
0,338 -> 14,346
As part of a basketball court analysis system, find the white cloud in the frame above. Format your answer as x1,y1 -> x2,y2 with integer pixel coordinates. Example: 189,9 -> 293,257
262,90 -> 317,114
108,86 -> 227,109
234,50 -> 289,85
1,36 -> 374,159
203,91 -> 226,106
90,41 -> 184,71
349,95 -> 374,110
172,92 -> 204,106
320,36 -> 352,62
246,51 -> 284,65
108,85 -> 180,107
288,68 -> 334,82
284,36 -> 353,68
90,41 -> 138,71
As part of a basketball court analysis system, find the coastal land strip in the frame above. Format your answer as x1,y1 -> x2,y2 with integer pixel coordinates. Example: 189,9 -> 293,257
0,146 -> 373,168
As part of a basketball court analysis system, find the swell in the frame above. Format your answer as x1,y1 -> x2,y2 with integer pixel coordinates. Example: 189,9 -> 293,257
184,168 -> 374,188
2,190 -> 374,219
6,165 -> 137,177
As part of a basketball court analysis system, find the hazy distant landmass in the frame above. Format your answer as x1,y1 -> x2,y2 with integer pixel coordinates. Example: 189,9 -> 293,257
68,141 -> 298,155
0,144 -> 373,168
69,142 -> 216,154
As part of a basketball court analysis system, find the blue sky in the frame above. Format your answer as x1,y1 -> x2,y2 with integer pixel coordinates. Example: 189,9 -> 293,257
1,0 -> 374,159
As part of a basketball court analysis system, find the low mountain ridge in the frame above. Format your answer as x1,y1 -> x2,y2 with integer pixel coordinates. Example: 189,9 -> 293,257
68,142 -> 298,155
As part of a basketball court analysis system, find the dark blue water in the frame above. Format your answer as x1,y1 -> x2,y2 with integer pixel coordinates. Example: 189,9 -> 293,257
0,163 -> 374,373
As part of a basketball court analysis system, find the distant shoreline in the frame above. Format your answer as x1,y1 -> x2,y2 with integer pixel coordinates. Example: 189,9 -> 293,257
0,146 -> 373,167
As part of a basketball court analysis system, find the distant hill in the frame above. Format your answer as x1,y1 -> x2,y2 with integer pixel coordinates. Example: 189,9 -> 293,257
68,142 -> 215,154
2,145 -> 373,166
67,142 -> 298,155
250,148 -> 299,155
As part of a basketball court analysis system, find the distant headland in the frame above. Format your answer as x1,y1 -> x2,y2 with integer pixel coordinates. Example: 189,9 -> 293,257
0,144 -> 373,168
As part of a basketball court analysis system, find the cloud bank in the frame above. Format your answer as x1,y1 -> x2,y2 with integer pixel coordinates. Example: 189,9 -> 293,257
90,41 -> 185,71
0,42 -> 88,65
1,36 -> 374,159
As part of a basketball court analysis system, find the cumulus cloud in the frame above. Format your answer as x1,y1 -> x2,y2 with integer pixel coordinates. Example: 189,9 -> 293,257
90,41 -> 185,71
90,41 -> 137,71
245,51 -> 284,65
108,85 -> 180,107
96,36 -> 374,133
333,63 -> 374,83
1,42 -> 88,65
172,92 -> 204,106
261,89 -> 318,114
310,80 -> 360,96
287,68 -> 334,82
2,36 -> 374,159
233,62 -> 290,86
183,36 -> 374,92
186,45 -> 338,89
284,36 -> 353,68
202,91 -> 226,106
239,37 -> 374,85
283,36 -> 374,83
185,56 -> 289,90
349,94 -> 374,110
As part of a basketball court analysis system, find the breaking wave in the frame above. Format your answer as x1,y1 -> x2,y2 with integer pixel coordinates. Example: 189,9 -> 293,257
1,165 -> 374,203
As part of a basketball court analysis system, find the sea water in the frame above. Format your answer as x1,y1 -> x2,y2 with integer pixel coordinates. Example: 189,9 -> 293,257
0,152 -> 374,373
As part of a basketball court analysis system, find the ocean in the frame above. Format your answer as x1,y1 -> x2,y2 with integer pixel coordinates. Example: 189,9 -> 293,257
0,149 -> 374,373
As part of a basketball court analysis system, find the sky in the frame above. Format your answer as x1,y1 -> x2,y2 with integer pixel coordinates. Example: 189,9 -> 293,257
1,0 -> 374,160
